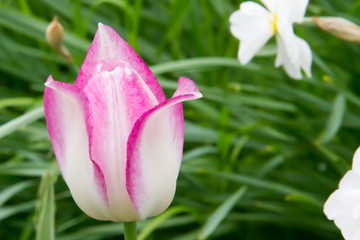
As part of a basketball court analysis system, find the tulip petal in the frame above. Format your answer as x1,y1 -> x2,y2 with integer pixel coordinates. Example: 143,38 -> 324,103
230,2 -> 273,64
83,61 -> 159,221
76,23 -> 166,102
126,77 -> 202,220
44,76 -> 110,220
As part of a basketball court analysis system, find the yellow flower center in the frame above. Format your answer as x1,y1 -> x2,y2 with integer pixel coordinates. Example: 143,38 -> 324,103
270,13 -> 278,34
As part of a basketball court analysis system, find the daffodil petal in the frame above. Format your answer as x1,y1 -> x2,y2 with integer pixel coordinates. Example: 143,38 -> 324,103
324,189 -> 343,220
289,0 -> 309,23
230,2 -> 273,64
324,163 -> 360,239
276,17 -> 298,61
260,0 -> 281,14
297,37 -> 312,78
261,0 -> 308,23
341,215 -> 360,240
275,35 -> 301,79
351,147 -> 360,172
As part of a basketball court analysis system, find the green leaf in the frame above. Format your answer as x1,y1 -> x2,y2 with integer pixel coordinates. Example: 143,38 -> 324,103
150,57 -> 273,76
138,206 -> 191,240
198,186 -> 247,240
0,106 -> 44,139
318,93 -> 346,144
35,172 -> 55,240
0,162 -> 51,177
0,201 -> 36,221
0,180 -> 36,207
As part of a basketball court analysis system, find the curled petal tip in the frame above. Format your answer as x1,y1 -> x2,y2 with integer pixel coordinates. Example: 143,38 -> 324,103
174,77 -> 203,99
98,22 -> 104,27
45,75 -> 54,86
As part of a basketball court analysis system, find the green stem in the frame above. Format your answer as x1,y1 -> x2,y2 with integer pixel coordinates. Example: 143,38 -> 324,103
124,221 -> 137,240
295,16 -> 317,27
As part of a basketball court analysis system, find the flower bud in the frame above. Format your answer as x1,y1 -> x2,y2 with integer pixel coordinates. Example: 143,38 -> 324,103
313,16 -> 360,43
43,23 -> 202,221
46,16 -> 64,50
46,16 -> 72,63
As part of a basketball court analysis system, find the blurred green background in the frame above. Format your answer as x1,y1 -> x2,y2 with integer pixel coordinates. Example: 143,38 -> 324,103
1,0 -> 360,239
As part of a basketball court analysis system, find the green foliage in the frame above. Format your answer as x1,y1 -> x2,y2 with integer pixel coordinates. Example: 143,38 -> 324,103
1,0 -> 360,239
35,172 -> 55,240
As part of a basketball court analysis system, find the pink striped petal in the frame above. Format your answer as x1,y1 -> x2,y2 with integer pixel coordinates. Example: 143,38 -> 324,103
75,23 -> 166,103
126,77 -> 202,220
44,76 -> 110,220
83,61 -> 159,221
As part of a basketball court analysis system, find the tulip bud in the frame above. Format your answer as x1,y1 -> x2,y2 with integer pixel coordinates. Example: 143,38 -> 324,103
46,16 -> 72,63
313,16 -> 360,43
43,24 -> 202,222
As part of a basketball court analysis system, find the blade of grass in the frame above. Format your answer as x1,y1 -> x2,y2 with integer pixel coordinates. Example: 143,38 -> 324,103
318,93 -> 346,144
198,186 -> 247,240
138,206 -> 192,240
0,106 -> 44,139
35,172 -> 55,240
0,180 -> 36,207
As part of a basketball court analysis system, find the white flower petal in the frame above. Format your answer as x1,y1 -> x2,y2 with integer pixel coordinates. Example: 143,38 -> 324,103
352,147 -> 360,173
275,35 -> 302,79
288,0 -> 309,23
238,31 -> 274,64
230,2 -> 272,40
230,2 -> 273,64
339,170 -> 360,190
260,0 -> 281,13
352,204 -> 360,219
297,37 -> 312,77
354,231 -> 360,240
324,189 -> 344,220
340,191 -> 360,217
261,0 -> 308,23
341,215 -> 360,240
276,18 -> 298,61
275,33 -> 312,79
231,1 -> 270,20
324,166 -> 360,240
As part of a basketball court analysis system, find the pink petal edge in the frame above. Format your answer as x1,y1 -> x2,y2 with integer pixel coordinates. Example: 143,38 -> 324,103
126,77 -> 202,219
82,62 -> 160,221
44,75 -> 109,206
75,23 -> 166,103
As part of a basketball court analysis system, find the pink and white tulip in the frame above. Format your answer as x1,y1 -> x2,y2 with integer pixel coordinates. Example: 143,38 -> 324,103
44,24 -> 202,221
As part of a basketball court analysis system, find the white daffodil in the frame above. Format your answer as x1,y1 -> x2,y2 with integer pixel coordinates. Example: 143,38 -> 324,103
229,0 -> 312,79
324,147 -> 360,240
